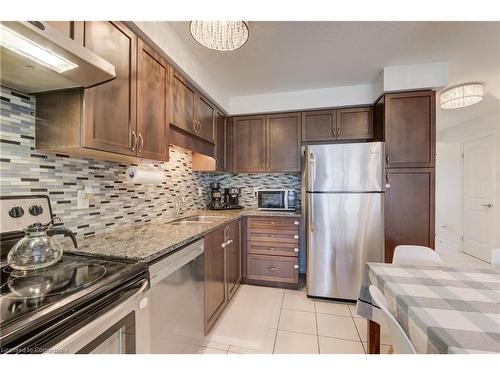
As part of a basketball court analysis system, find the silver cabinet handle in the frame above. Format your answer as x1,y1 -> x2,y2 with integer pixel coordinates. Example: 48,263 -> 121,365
227,239 -> 233,245
330,121 -> 336,139
294,235 -> 299,239
138,134 -> 144,153
131,130 -> 137,151
386,153 -> 390,165
294,248 -> 299,253
267,266 -> 276,271
293,265 -> 299,269
294,221 -> 299,225
481,203 -> 493,208
221,242 -> 226,248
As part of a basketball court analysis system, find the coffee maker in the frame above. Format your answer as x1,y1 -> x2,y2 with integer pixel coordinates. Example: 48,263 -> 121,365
208,182 -> 224,210
223,187 -> 243,209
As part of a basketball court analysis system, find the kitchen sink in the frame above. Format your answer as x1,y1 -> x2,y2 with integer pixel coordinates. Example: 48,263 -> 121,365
169,215 -> 227,225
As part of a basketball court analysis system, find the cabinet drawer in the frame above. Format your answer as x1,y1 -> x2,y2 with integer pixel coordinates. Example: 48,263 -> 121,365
247,254 -> 299,284
248,228 -> 299,244
248,242 -> 299,257
248,217 -> 300,230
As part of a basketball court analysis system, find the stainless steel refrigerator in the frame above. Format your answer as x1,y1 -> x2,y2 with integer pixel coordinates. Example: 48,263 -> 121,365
303,142 -> 384,300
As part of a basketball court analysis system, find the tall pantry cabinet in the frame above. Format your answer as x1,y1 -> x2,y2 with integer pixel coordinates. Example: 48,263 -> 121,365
375,90 -> 436,263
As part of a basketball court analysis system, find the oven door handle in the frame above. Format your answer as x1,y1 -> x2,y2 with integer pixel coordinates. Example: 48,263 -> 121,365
45,279 -> 150,354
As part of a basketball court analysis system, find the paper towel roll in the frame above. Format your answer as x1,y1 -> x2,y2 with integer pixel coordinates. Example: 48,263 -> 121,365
126,167 -> 165,184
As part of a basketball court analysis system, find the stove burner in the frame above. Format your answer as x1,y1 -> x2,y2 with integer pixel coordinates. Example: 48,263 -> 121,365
1,263 -> 106,299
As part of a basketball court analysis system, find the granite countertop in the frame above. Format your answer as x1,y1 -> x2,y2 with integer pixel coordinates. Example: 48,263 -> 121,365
68,209 -> 301,263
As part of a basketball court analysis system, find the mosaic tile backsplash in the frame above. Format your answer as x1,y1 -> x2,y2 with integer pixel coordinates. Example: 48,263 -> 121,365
0,86 -> 301,239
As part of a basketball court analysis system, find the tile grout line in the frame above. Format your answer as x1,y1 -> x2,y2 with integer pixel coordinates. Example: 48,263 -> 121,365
349,304 -> 366,353
272,289 -> 285,354
314,299 -> 320,354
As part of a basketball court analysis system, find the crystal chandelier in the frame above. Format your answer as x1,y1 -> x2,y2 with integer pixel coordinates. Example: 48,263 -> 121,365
440,83 -> 484,109
189,21 -> 249,51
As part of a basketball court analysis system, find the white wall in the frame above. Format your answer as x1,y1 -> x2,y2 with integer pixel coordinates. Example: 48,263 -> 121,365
435,142 -> 462,252
228,84 -> 374,115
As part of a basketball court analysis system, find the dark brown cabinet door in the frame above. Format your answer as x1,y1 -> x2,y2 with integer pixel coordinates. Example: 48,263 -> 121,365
214,111 -> 226,171
267,113 -> 301,172
136,39 -> 169,161
196,96 -> 215,143
226,220 -> 241,301
82,21 -> 137,156
384,168 -> 435,263
385,91 -> 435,168
232,115 -> 267,172
204,227 -> 227,334
336,107 -> 373,140
170,70 -> 196,134
301,110 -> 336,142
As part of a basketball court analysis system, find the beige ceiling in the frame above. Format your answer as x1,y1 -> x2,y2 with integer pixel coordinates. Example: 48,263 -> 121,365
167,21 -> 500,130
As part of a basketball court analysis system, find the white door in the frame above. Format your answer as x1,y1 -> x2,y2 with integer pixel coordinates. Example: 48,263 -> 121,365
462,134 -> 498,262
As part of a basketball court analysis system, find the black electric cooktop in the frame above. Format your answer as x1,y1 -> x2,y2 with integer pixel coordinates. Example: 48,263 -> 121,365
0,246 -> 147,350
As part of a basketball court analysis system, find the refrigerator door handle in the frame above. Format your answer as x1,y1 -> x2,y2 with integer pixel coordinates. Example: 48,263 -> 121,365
308,193 -> 314,232
307,151 -> 315,191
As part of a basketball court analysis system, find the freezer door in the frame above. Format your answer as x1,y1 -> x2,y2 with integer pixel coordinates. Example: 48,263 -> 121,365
306,192 -> 384,300
306,143 -> 384,192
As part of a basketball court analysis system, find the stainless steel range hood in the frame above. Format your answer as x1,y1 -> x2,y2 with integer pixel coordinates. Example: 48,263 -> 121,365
0,21 -> 116,93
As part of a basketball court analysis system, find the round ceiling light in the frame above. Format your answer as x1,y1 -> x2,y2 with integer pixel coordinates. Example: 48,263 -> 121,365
189,21 -> 249,51
440,83 -> 484,109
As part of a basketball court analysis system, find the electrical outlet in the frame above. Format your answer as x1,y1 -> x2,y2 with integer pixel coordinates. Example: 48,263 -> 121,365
253,187 -> 259,196
77,190 -> 89,209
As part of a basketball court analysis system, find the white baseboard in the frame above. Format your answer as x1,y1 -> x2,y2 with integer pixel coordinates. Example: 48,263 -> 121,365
435,236 -> 460,253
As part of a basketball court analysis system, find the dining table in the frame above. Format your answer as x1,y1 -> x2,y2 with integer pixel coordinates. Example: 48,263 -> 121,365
356,262 -> 500,354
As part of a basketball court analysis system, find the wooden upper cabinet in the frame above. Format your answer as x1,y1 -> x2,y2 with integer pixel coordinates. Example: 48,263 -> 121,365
136,39 -> 169,161
214,110 -> 226,171
82,21 -> 137,156
337,107 -> 373,140
384,168 -> 435,262
232,115 -> 267,172
196,95 -> 215,143
267,113 -> 301,172
385,91 -> 436,168
302,110 -> 336,142
170,70 -> 196,134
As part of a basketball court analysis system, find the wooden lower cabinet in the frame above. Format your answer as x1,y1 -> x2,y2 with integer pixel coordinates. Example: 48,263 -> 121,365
384,168 -> 435,262
243,216 -> 300,289
226,220 -> 241,300
247,254 -> 299,285
204,219 -> 241,334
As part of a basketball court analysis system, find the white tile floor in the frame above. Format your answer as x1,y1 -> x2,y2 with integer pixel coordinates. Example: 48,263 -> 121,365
197,249 -> 490,354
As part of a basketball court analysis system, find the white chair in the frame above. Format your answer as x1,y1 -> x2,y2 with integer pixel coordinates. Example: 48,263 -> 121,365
393,245 -> 443,266
369,285 -> 416,354
492,249 -> 500,272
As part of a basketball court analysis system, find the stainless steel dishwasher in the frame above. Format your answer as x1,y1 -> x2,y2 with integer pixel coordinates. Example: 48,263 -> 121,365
148,239 -> 205,354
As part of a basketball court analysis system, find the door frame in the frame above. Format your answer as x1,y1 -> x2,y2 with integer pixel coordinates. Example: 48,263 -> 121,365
459,130 -> 499,256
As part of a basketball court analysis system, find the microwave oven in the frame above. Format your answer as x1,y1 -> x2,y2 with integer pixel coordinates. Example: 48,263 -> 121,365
257,189 -> 297,211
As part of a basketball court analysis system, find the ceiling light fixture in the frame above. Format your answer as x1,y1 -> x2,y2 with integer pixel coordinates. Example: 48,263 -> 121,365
0,24 -> 78,73
440,83 -> 484,109
189,21 -> 248,51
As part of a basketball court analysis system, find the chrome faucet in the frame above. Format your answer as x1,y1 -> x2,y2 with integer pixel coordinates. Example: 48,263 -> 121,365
174,196 -> 185,217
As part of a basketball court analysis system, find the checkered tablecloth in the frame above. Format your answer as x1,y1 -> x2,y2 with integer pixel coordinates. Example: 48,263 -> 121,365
356,262 -> 500,354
